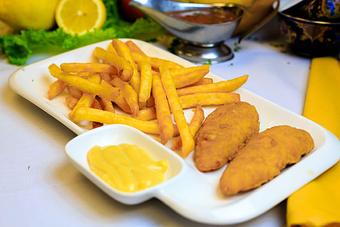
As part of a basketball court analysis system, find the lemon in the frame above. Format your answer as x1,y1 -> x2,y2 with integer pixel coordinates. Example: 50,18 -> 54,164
56,0 -> 106,35
0,0 -> 59,30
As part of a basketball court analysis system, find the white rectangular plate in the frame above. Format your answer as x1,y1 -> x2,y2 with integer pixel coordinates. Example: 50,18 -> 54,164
9,39 -> 340,225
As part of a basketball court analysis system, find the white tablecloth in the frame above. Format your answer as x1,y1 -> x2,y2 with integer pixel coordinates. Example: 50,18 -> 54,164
0,39 -> 310,227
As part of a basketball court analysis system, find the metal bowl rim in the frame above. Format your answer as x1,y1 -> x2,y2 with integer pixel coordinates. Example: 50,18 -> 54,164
278,11 -> 340,26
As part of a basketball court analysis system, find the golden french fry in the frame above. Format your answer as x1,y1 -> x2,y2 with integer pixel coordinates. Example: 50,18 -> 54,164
73,107 -> 160,134
172,65 -> 209,77
87,74 -> 102,83
172,106 -> 204,151
93,47 -> 133,81
48,79 -> 66,100
99,97 -> 115,112
173,69 -> 208,88
129,65 -> 141,93
111,77 -> 139,116
177,75 -> 249,96
192,78 -> 213,86
49,64 -> 120,101
138,61 -> 153,108
179,92 -> 240,109
160,66 -> 194,156
136,107 -> 156,121
107,43 -> 118,55
100,72 -> 112,82
65,95 -> 79,110
69,93 -> 95,121
67,86 -> 83,99
60,63 -> 117,74
48,63 -> 62,75
112,39 -> 140,92
77,72 -> 93,78
126,40 -> 146,56
188,105 -> 204,135
112,90 -> 132,113
131,52 -> 183,70
152,74 -> 174,144
68,74 -> 101,121
151,57 -> 184,69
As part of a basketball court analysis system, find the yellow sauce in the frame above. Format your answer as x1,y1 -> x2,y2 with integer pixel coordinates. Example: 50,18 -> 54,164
87,144 -> 168,192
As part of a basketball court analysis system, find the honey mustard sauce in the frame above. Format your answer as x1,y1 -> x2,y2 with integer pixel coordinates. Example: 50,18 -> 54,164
87,144 -> 168,192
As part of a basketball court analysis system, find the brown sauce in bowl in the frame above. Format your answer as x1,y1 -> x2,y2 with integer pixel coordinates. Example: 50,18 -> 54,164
167,8 -> 238,24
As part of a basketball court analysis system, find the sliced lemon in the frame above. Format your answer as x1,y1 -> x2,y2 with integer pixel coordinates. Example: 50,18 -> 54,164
56,0 -> 106,35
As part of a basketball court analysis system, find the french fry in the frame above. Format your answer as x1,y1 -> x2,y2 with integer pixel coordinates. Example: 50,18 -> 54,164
65,95 -> 79,110
77,71 -> 92,78
60,63 -> 117,74
173,70 -> 208,88
111,77 -> 139,116
107,43 -> 118,55
136,107 -> 156,121
87,74 -> 102,84
138,60 -> 153,108
93,47 -> 133,81
177,75 -> 249,96
73,107 -> 160,134
131,52 -> 183,70
68,74 -> 100,121
48,79 -> 66,100
192,78 -> 213,86
151,57 -> 184,69
172,106 -> 204,151
112,90 -> 131,113
67,86 -> 83,99
112,40 -> 140,92
152,74 -> 174,144
172,65 -> 209,77
99,97 -> 115,112
179,93 -> 240,109
69,93 -> 95,121
91,97 -> 104,128
100,72 -> 112,82
48,63 -> 62,75
126,40 -> 146,56
160,66 -> 194,156
49,64 -> 120,101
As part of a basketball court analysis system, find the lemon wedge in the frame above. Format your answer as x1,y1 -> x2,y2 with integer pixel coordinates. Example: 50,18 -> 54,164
56,0 -> 106,35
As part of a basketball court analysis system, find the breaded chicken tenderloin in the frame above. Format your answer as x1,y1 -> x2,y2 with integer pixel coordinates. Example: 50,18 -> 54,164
194,102 -> 260,172
220,125 -> 314,196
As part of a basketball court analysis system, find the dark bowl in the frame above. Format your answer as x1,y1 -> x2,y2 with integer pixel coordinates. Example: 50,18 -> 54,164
278,11 -> 340,57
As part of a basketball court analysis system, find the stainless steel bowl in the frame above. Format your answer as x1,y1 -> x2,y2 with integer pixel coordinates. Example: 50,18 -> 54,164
130,0 -> 244,63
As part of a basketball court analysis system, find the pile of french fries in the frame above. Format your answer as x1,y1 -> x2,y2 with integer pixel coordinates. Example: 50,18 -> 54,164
47,39 -> 248,157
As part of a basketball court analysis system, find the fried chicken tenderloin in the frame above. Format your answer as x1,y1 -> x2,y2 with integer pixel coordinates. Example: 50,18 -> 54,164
219,125 -> 314,196
194,102 -> 260,172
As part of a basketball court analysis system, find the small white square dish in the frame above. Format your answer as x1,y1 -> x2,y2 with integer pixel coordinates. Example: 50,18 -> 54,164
9,39 -> 340,225
65,124 -> 186,205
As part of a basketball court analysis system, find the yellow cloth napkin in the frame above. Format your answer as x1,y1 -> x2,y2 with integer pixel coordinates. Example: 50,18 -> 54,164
303,57 -> 340,138
287,57 -> 340,227
287,162 -> 340,226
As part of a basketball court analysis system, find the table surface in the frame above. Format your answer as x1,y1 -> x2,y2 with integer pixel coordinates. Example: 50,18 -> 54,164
0,37 -> 310,227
